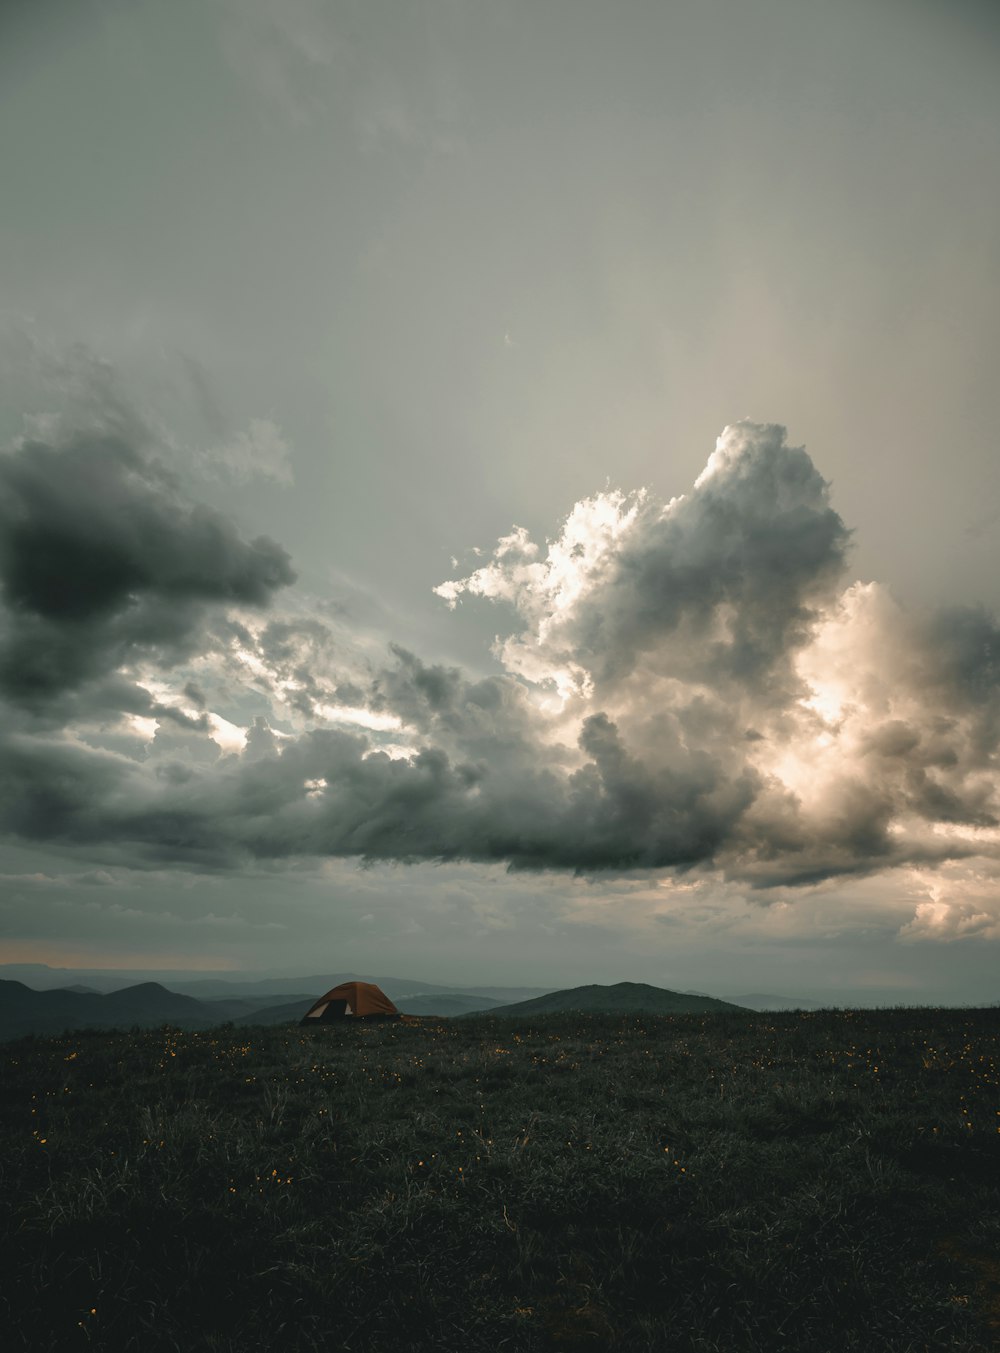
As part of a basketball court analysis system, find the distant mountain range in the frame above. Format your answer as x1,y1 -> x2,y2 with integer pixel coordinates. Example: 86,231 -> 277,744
0,965 -> 554,1003
0,977 -> 749,1039
398,993 -> 508,1017
0,980 -> 327,1041
2,967 -> 981,1040
180,975 -> 551,1005
0,979 -> 533,1040
0,980 -> 209,1041
230,991 -> 509,1027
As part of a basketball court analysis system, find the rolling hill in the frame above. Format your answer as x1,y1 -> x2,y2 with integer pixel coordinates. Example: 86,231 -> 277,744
486,981 -> 750,1016
0,977 -> 751,1040
0,980 -> 216,1041
0,981 -> 337,1040
0,978 -> 541,1039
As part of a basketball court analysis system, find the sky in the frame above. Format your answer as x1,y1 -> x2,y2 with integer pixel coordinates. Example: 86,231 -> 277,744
1,0 -> 999,1003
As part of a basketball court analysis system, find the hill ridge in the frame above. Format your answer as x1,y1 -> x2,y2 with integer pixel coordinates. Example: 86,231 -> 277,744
486,981 -> 749,1017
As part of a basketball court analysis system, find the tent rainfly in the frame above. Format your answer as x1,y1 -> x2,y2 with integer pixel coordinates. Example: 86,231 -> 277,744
301,981 -> 400,1022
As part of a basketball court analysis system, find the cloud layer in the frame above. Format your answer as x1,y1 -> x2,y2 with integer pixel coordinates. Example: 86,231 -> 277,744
1,418 -> 998,915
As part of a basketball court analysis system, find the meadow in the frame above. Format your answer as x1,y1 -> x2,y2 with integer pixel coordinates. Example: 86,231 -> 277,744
2,1008 -> 999,1352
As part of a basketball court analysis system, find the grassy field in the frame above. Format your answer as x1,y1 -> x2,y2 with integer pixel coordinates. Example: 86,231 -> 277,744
2,1009 -> 999,1352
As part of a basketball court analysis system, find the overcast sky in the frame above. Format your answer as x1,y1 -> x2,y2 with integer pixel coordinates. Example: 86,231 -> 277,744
1,0 -> 999,1003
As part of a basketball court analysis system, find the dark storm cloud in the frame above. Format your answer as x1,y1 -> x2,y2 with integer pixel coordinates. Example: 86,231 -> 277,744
370,645 -> 546,763
0,734 -> 126,844
251,617 -> 342,717
0,418 -> 997,889
924,606 -> 1000,733
0,707 -> 755,874
0,428 -> 295,713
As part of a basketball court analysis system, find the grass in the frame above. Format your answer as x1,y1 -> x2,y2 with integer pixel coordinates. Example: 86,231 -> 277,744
2,1008 -> 999,1351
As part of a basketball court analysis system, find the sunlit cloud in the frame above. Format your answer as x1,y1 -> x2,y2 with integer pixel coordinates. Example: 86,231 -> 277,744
1,415 -> 998,929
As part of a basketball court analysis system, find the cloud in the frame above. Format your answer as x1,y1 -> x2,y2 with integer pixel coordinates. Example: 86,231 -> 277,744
0,422 -> 295,718
437,422 -> 850,700
0,417 -> 998,907
897,862 -> 1000,942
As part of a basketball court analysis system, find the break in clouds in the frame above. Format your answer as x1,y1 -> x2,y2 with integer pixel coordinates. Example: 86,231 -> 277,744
1,412 -> 998,916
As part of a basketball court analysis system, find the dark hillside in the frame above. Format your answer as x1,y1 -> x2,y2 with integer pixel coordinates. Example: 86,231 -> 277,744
3,1008 -> 999,1351
0,981 -> 329,1040
489,980 -> 748,1015
0,980 -> 219,1040
100,983 -> 207,1020
1,981 -> 507,1037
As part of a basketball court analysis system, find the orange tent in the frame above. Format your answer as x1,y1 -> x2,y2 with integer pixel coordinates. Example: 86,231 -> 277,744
301,981 -> 399,1022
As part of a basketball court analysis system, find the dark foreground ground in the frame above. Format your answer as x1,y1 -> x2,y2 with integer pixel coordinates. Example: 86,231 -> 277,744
2,1009 -> 999,1352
